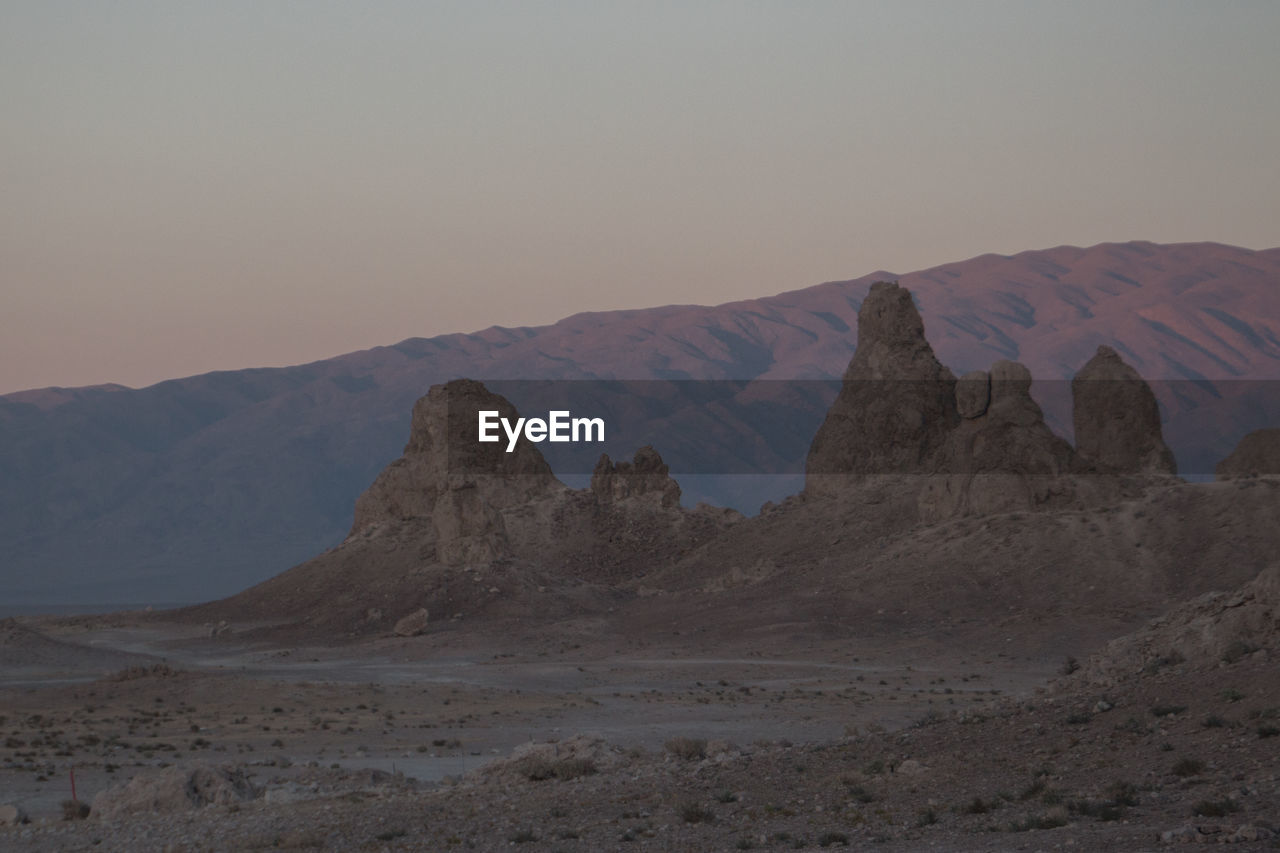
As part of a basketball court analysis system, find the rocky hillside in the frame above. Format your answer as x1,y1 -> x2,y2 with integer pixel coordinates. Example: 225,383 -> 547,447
3,241 -> 1278,604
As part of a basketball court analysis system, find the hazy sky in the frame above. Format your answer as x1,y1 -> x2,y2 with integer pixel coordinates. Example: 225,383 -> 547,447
3,1 -> 1277,394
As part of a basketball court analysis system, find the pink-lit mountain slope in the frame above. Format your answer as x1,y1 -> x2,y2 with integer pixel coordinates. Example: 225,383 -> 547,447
2,241 -> 1276,603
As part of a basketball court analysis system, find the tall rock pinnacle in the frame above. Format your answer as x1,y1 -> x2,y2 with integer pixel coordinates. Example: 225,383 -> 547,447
1072,345 -> 1177,475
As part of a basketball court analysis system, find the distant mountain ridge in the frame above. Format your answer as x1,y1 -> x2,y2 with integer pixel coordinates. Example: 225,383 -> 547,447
3,241 -> 1278,603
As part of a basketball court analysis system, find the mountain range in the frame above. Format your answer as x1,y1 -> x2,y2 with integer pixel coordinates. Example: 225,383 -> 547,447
3,240 -> 1278,604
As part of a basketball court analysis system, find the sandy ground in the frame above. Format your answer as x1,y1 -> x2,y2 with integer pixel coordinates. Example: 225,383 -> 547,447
0,617 -> 1038,815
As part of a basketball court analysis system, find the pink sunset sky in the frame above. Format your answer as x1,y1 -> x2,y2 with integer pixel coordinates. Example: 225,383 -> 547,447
2,1 -> 1278,394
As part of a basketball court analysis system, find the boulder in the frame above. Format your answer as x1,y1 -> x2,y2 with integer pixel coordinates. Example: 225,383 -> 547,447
393,608 -> 430,637
590,446 -> 682,508
805,281 -> 957,492
1216,428 -> 1280,479
1072,345 -> 1176,474
91,764 -> 257,820
955,370 -> 990,419
0,804 -> 28,826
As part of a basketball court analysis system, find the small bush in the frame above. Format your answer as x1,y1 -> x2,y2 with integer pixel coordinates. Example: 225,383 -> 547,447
1192,799 -> 1239,818
1201,715 -> 1228,729
1065,712 -> 1093,725
846,783 -> 875,803
520,755 -> 597,781
1115,716 -> 1147,734
665,737 -> 707,761
1219,688 -> 1245,702
679,801 -> 715,824
1142,651 -> 1185,674
1221,640 -> 1259,664
508,829 -> 538,844
1017,779 -> 1046,801
817,832 -> 850,847
1009,813 -> 1067,832
1060,656 -> 1080,676
553,757 -> 597,780
1257,724 -> 1280,739
716,790 -> 738,803
1171,757 -> 1204,777
961,796 -> 992,815
375,829 -> 407,841
916,808 -> 938,826
61,800 -> 90,821
1151,704 -> 1187,718
1070,799 -> 1124,821
1108,781 -> 1140,807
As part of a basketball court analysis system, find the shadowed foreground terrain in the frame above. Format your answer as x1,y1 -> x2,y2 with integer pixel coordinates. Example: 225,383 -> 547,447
3,281 -> 1278,850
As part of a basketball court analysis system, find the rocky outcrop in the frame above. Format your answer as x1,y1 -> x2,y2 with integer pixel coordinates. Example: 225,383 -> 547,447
350,379 -> 562,564
805,281 -> 958,493
1076,566 -> 1279,685
92,764 -> 258,820
393,608 -> 430,637
954,370 -> 990,419
804,281 -> 1078,517
590,446 -> 682,508
919,360 -> 1078,519
1216,428 -> 1280,479
1072,345 -> 1177,474
805,283 -> 1180,519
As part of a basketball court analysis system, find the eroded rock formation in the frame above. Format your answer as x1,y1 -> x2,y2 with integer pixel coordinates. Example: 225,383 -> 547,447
1217,428 -> 1280,479
806,282 -> 1175,519
1072,345 -> 1177,475
349,379 -> 561,564
805,281 -> 958,493
919,359 -> 1078,519
590,446 -> 682,508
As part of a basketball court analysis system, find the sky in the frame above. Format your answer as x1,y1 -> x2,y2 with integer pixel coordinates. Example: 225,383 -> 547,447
2,1 -> 1278,394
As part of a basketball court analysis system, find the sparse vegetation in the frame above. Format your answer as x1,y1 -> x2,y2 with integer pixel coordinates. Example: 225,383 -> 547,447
61,800 -> 89,821
1192,798 -> 1240,818
1008,813 -> 1067,832
518,755 -> 597,781
1171,757 -> 1204,777
665,737 -> 707,761
1220,640 -> 1259,664
678,801 -> 715,824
